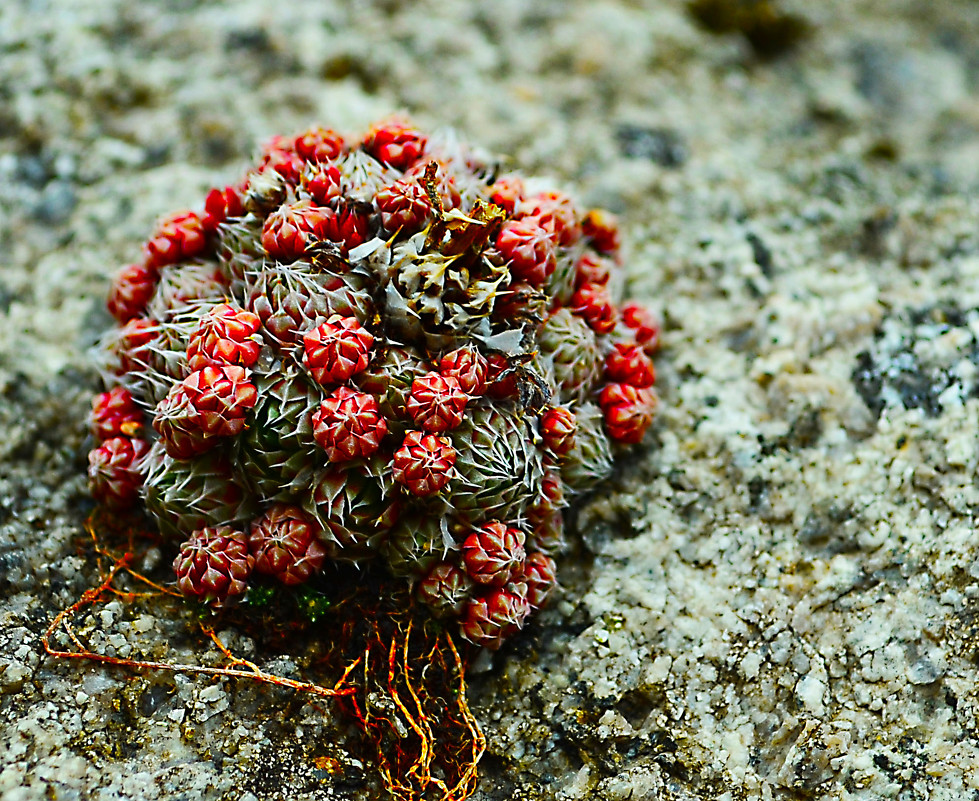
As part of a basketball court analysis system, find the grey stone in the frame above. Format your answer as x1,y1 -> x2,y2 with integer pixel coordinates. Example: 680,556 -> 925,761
4,0 -> 979,799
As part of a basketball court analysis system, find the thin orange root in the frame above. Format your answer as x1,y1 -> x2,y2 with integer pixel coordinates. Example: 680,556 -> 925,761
46,512 -> 484,801
344,613 -> 484,801
43,549 -> 355,700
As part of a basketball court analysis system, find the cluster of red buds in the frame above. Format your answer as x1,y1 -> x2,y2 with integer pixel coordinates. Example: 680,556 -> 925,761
89,116 -> 661,649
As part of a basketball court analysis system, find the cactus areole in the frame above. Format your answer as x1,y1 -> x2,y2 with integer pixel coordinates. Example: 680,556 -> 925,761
89,117 -> 661,650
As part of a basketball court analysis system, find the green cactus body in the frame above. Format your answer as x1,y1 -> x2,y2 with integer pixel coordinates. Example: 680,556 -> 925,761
140,302 -> 224,407
547,244 -> 582,306
537,308 -> 603,404
142,442 -> 255,539
380,513 -> 447,580
90,117 -> 660,647
337,149 -> 398,205
236,367 -> 322,501
449,403 -> 544,525
306,467 -> 397,561
245,261 -> 373,352
559,401 -> 613,494
355,344 -> 432,433
217,214 -> 264,288
147,262 -> 228,322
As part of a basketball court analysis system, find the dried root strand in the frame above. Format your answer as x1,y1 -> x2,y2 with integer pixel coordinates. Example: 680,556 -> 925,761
45,513 -> 358,691
332,590 -> 485,801
45,513 -> 484,801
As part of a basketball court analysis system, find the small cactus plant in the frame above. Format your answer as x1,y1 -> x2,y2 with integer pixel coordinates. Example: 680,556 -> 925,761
88,117 -> 661,649
172,526 -> 254,606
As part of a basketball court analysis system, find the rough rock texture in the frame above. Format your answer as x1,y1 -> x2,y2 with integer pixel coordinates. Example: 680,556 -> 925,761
3,1 -> 979,799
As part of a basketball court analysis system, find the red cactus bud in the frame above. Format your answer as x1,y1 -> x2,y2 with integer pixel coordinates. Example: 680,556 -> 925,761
540,406 -> 576,457
107,262 -> 158,323
460,589 -> 531,650
301,161 -> 342,206
539,467 -> 566,510
574,253 -> 613,289
462,521 -> 526,586
90,386 -> 143,440
598,381 -> 649,411
605,343 -> 655,388
598,383 -> 656,444
153,384 -> 212,459
485,353 -> 518,400
620,301 -> 661,354
315,204 -> 370,255
582,208 -> 621,254
526,466 -> 567,552
517,190 -> 581,246
113,317 -> 158,374
392,431 -> 456,496
182,365 -> 258,438
144,211 -> 208,268
496,219 -> 556,287
294,126 -> 345,163
527,507 -> 565,554
312,386 -> 388,462
87,436 -> 149,509
416,562 -> 473,618
486,174 -> 525,214
202,186 -> 244,231
363,117 -> 427,171
439,345 -> 488,395
173,526 -> 254,606
570,283 -> 617,334
186,302 -> 262,371
375,178 -> 432,233
302,315 -> 374,385
406,372 -> 468,433
521,552 -> 557,608
261,201 -> 331,261
260,136 -> 305,184
249,505 -> 326,586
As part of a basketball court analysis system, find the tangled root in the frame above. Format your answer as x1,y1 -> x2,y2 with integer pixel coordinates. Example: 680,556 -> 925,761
44,510 -> 484,801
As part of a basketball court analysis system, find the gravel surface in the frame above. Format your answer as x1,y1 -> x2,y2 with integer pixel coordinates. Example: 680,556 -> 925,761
3,1 -> 979,799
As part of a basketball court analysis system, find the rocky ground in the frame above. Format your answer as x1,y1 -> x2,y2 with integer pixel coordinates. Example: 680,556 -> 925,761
3,0 -> 979,799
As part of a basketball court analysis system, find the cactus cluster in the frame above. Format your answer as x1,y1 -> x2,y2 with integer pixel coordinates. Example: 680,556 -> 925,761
87,117 -> 660,650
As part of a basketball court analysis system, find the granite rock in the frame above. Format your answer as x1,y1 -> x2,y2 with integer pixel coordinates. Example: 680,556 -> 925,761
3,0 -> 979,799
